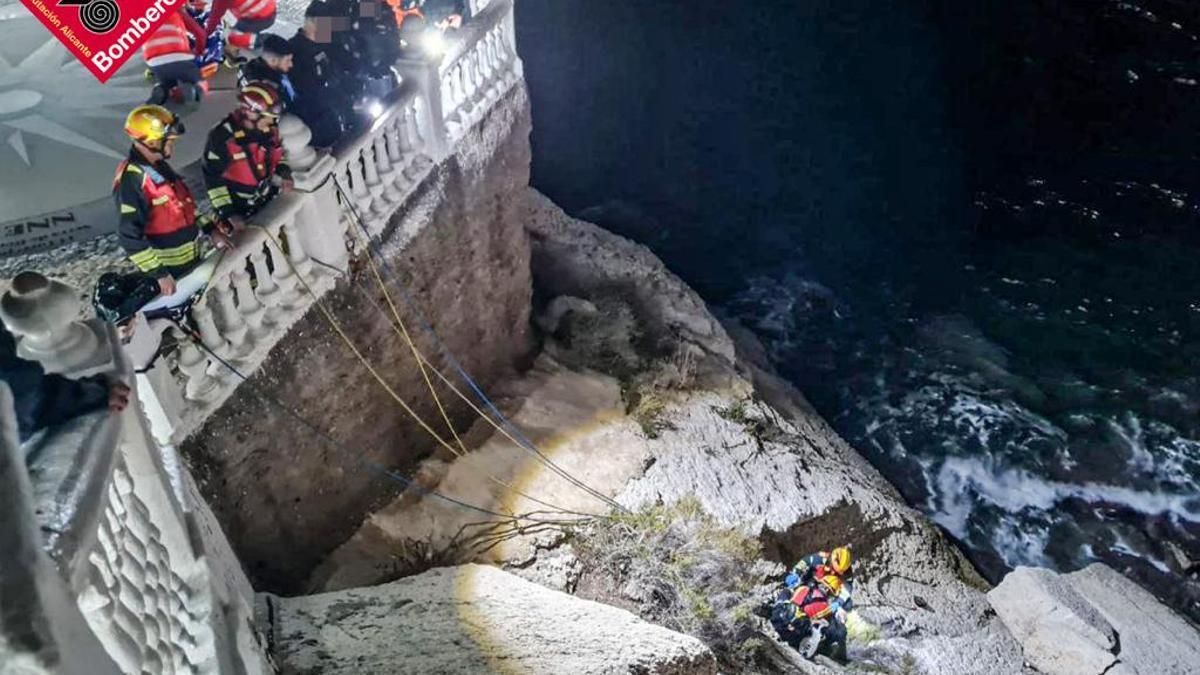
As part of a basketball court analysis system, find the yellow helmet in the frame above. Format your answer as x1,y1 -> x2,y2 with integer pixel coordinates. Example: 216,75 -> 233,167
821,574 -> 844,597
830,546 -> 852,574
124,105 -> 184,145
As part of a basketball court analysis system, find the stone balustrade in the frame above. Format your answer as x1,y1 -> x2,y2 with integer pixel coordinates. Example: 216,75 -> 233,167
0,273 -> 269,674
0,3 -> 523,672
144,0 -> 522,445
438,0 -> 522,141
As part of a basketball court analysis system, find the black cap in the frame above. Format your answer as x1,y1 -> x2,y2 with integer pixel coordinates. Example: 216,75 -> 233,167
261,33 -> 294,57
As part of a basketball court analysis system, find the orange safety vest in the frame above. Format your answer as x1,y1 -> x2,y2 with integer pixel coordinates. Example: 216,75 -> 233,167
791,586 -> 833,621
386,1 -> 424,29
142,13 -> 193,66
220,125 -> 285,191
231,0 -> 275,20
113,160 -> 198,237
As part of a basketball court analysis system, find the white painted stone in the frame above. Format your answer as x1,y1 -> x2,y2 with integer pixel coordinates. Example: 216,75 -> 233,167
273,564 -> 716,675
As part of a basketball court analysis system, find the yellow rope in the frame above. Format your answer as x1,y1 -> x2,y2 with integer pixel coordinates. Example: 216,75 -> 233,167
341,226 -> 624,512
253,225 -> 597,519
348,223 -> 469,456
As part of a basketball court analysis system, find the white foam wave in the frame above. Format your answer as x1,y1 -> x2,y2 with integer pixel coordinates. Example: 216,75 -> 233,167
932,456 -> 1200,538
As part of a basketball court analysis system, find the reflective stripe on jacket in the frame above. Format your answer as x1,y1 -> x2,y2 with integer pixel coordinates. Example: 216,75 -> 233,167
113,155 -> 200,276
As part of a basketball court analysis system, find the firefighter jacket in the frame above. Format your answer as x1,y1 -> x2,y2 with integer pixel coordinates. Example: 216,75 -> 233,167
205,0 -> 277,35
142,9 -> 207,68
113,151 -> 201,278
202,117 -> 292,220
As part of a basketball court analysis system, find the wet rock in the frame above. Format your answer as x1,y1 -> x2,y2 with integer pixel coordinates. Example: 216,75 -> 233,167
270,564 -> 716,674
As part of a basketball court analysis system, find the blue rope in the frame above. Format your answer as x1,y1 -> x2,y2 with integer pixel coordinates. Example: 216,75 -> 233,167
183,329 -> 570,524
332,178 -> 625,511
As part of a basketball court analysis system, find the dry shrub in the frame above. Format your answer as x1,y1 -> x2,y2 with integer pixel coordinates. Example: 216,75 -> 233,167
570,497 -> 777,670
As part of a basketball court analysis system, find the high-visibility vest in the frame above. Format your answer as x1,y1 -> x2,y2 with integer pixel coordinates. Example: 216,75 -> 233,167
232,0 -> 275,21
113,160 -> 198,238
217,123 -> 285,191
142,13 -> 193,67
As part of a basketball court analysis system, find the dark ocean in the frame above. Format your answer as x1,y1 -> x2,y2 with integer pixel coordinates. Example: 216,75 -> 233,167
515,0 -> 1200,622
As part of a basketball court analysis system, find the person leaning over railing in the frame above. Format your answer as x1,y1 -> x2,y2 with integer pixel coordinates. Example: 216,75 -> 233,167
115,106 -> 231,300
0,306 -> 129,444
202,82 -> 294,232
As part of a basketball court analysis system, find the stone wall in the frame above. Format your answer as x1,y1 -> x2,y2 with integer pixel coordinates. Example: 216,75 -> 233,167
181,85 -> 535,594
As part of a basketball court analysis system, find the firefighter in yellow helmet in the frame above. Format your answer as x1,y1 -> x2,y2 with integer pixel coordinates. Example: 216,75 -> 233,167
787,546 -> 854,613
114,105 -> 227,297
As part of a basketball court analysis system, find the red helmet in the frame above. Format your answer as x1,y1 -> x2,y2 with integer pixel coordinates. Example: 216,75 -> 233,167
238,82 -> 283,118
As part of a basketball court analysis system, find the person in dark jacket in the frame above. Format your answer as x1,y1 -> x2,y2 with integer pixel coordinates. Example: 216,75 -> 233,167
0,320 -> 129,443
238,34 -> 296,109
289,3 -> 354,147
203,82 -> 293,228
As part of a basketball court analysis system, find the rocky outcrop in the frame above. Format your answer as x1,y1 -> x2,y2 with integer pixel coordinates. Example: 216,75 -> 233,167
990,564 -> 1200,674
269,563 -> 716,675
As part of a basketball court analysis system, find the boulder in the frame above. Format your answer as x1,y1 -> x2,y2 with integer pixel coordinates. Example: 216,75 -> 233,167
270,564 -> 716,675
1065,563 -> 1200,674
988,566 -> 1118,674
990,563 -> 1200,674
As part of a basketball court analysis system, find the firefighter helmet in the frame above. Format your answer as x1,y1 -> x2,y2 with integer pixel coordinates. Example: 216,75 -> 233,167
820,574 -> 843,597
124,105 -> 184,145
238,82 -> 283,118
830,547 -> 852,575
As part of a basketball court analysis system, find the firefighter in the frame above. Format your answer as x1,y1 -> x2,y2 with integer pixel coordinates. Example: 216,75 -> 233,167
204,0 -> 277,55
143,8 -> 208,104
202,82 -> 293,231
115,105 -> 223,298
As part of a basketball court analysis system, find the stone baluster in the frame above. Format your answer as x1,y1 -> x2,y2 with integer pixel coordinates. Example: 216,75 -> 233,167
229,265 -> 271,339
0,272 -> 112,376
372,132 -> 399,199
265,225 -> 305,307
209,280 -> 253,360
171,327 -> 221,404
280,219 -> 315,283
247,247 -> 285,324
345,156 -> 373,217
362,142 -> 390,219
478,31 -> 500,104
191,295 -> 233,368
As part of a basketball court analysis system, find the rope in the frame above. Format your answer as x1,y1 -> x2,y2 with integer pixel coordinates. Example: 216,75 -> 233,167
330,177 -> 627,512
251,224 -> 602,519
179,327 -> 578,526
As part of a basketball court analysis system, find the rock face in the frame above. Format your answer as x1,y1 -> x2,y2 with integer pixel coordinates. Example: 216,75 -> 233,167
181,84 -> 537,594
990,564 -> 1200,675
269,563 -> 717,675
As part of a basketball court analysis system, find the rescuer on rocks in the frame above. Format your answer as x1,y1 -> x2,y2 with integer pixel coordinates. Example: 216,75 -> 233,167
202,82 -> 293,230
142,8 -> 209,104
238,34 -> 296,110
115,105 -> 223,298
788,546 -> 854,597
205,0 -> 277,56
